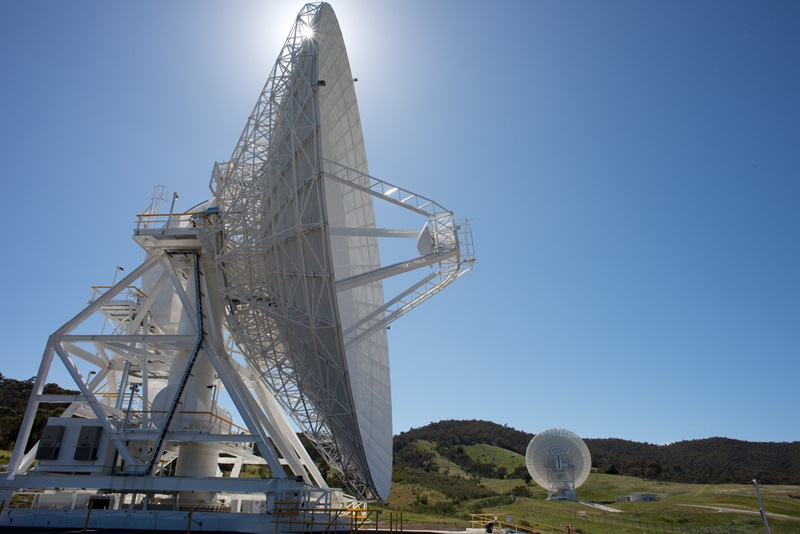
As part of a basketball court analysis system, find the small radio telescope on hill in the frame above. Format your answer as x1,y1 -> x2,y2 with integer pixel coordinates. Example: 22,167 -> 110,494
526,428 -> 591,501
1,3 -> 473,532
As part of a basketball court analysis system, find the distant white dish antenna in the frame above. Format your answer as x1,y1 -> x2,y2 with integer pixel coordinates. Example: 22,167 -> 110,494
525,428 -> 591,501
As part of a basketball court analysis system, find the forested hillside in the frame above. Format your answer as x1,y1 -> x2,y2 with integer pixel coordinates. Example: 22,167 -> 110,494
2,373 -> 797,486
0,373 -> 78,451
396,420 -> 800,485
589,436 -> 800,484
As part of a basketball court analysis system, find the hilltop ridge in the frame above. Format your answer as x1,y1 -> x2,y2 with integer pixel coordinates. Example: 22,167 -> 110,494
2,375 -> 798,486
396,419 -> 800,485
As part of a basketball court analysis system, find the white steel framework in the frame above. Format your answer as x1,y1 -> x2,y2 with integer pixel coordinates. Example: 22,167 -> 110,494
1,2 -> 473,527
207,2 -> 473,501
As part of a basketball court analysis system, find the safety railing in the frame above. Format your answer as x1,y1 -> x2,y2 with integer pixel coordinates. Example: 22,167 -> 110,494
119,409 -> 250,437
89,285 -> 147,304
273,506 -> 400,534
134,210 -> 216,232
471,513 -> 560,534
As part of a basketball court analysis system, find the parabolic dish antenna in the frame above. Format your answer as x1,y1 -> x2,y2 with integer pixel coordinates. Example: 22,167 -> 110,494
210,1 -> 399,500
2,1 -> 474,523
525,428 -> 591,501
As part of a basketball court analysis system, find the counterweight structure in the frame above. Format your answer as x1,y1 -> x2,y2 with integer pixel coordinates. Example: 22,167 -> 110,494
0,3 -> 473,531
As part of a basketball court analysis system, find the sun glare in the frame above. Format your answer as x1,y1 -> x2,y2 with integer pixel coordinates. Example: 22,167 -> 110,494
299,22 -> 314,40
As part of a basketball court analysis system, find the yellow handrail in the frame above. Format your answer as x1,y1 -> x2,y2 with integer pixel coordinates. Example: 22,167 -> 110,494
470,513 -> 560,534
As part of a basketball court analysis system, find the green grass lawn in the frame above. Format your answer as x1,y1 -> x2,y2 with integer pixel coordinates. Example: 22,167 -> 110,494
4,446 -> 798,534
385,473 -> 800,534
463,443 -> 526,473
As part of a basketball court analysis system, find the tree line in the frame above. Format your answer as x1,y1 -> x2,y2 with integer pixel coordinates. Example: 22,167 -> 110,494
396,419 -> 800,485
2,374 -> 797,486
0,373 -> 78,452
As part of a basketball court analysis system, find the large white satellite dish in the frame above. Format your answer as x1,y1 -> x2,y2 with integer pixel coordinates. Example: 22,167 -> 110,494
1,2 -> 473,530
209,1 -> 416,500
526,428 -> 591,501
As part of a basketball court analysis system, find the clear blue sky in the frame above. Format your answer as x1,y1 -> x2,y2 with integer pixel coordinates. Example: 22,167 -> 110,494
1,1 -> 798,445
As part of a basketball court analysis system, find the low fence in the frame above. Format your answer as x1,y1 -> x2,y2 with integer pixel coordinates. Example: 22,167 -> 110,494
517,501 -> 754,534
471,513 -> 559,534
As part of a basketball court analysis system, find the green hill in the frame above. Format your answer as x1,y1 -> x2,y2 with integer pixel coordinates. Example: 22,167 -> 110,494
397,419 -> 800,485
388,421 -> 800,534
3,376 -> 799,533
0,373 -> 79,451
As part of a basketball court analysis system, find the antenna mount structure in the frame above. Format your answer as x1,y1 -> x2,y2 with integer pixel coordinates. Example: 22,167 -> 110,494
1,3 -> 473,532
525,428 -> 591,501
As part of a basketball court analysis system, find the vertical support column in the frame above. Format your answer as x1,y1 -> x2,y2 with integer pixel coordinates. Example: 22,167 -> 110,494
6,343 -> 56,478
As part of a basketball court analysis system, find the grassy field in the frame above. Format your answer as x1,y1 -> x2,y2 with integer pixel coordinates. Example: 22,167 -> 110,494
418,439 -> 472,478
3,446 -> 798,534
383,473 -> 800,534
0,449 -> 10,469
463,443 -> 526,473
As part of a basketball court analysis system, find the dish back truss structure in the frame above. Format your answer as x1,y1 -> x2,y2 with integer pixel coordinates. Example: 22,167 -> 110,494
1,2 -> 473,530
525,428 -> 591,501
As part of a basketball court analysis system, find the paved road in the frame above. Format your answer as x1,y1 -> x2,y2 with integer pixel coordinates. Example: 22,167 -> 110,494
578,501 -> 622,513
